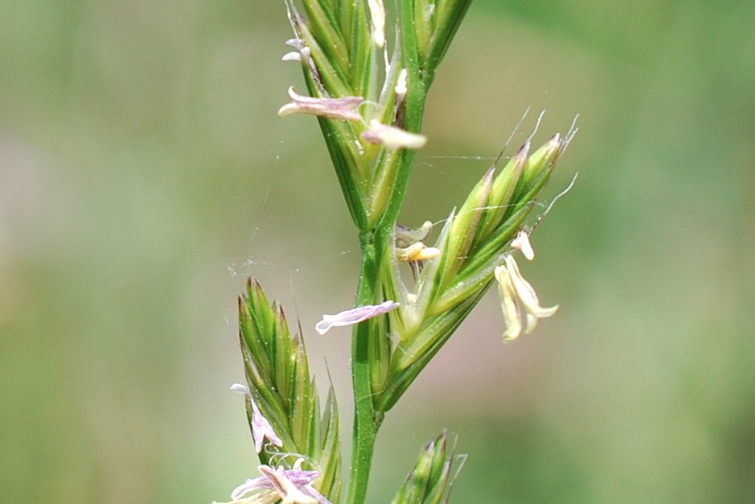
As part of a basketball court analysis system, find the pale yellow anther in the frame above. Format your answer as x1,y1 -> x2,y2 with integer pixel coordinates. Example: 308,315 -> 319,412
362,120 -> 427,150
511,230 -> 535,260
496,265 -> 522,340
396,243 -> 440,262
395,68 -> 408,98
278,87 -> 364,122
396,221 -> 432,248
367,0 -> 386,48
495,256 -> 558,341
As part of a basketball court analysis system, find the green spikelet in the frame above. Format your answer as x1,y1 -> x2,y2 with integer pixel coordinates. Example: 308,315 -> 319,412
238,278 -> 342,502
391,431 -> 462,504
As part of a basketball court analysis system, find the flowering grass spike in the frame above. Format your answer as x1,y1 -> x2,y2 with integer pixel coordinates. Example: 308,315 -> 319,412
216,2 -> 574,503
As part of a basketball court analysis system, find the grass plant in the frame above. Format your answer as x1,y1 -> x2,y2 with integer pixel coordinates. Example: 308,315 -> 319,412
214,2 -> 574,503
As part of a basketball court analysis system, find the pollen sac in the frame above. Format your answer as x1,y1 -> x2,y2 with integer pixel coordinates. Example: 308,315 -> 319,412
396,242 -> 440,262
315,300 -> 400,335
495,256 -> 559,341
361,120 -> 427,150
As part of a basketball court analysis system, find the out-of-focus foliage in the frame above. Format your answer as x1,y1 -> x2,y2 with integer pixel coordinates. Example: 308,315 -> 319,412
1,1 -> 753,504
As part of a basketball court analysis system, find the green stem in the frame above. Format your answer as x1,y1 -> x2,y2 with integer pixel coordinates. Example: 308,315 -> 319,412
345,228 -> 387,504
345,95 -> 429,504
345,3 -> 430,503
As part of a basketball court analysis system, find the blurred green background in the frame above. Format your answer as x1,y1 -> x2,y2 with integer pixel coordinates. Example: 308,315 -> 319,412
2,0 -> 754,503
